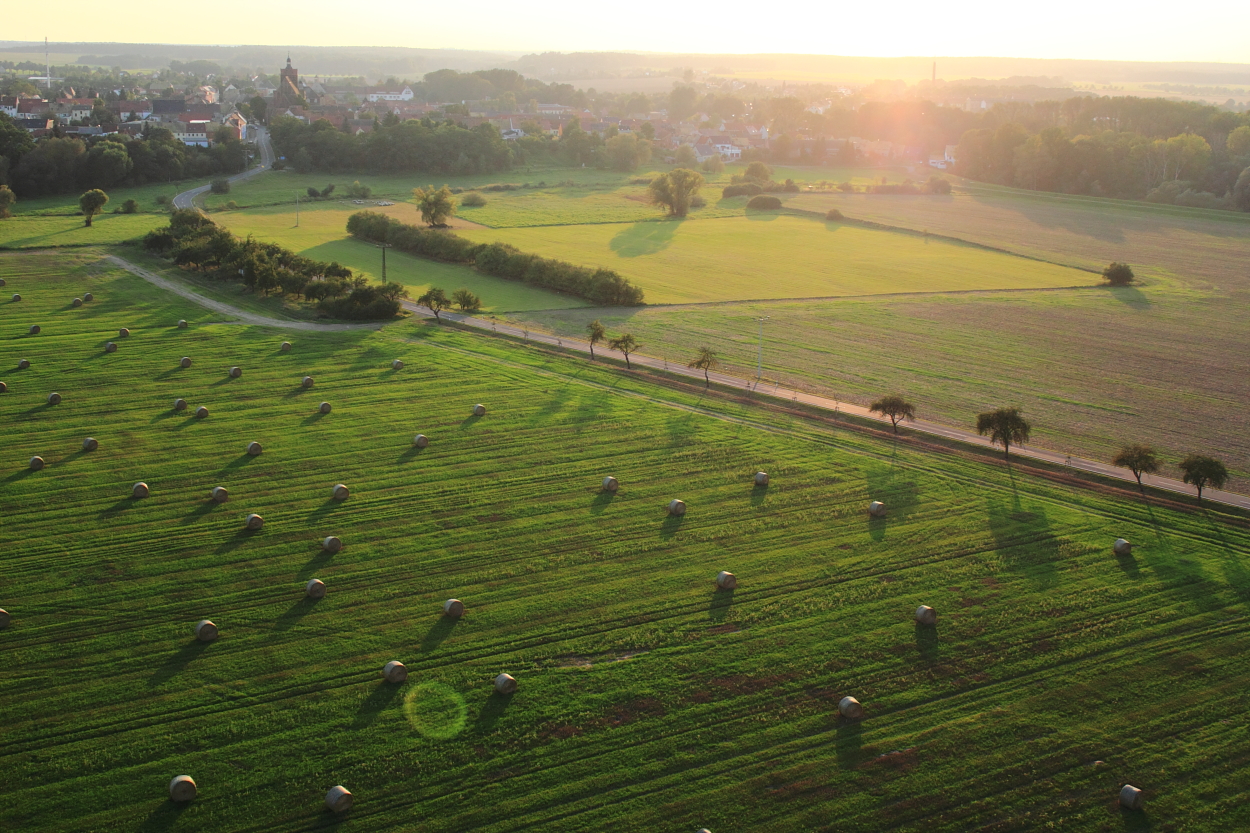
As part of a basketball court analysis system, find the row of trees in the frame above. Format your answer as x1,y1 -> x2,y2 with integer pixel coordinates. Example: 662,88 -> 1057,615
143,210 -> 406,319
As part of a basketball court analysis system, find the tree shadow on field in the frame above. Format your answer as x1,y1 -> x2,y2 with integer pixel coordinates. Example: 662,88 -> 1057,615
1137,502 -> 1223,612
474,691 -> 513,733
609,220 -> 682,257
137,801 -> 189,832
709,588 -> 735,623
915,622 -> 939,663
1107,284 -> 1151,310
149,640 -> 211,687
986,489 -> 1061,590
834,718 -> 864,769
589,489 -> 615,515
420,616 -> 457,653
352,683 -> 403,729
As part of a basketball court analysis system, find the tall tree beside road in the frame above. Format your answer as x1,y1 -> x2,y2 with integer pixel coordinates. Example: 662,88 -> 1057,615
1113,444 -> 1160,491
687,347 -> 720,387
975,407 -> 1032,460
586,319 -> 606,358
417,287 -> 450,321
870,395 -> 916,433
609,333 -> 638,369
1178,454 -> 1228,503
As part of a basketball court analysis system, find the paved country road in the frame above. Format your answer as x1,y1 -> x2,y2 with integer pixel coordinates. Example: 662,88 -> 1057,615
172,127 -> 275,210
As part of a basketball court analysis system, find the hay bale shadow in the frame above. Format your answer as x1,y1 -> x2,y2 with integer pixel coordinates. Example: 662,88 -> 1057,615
459,414 -> 483,430
273,597 -> 319,634
216,527 -> 260,554
589,490 -> 615,515
148,640 -> 210,687
1115,550 -> 1142,580
180,500 -> 220,524
914,622 -> 939,662
99,496 -> 140,518
750,484 -> 768,507
352,683 -> 403,729
155,367 -> 184,380
420,617 -> 457,653
137,800 -> 190,832
20,403 -> 54,418
283,386 -> 312,399
709,588 -> 735,623
834,718 -> 864,769
1118,805 -> 1153,831
302,412 -> 327,426
868,515 -> 887,542
3,468 -> 34,484
219,453 -> 256,472
397,445 -> 423,463
474,691 -> 513,733
210,376 -> 238,387
306,499 -> 343,522
298,547 -> 334,580
660,513 -> 685,539
149,410 -> 178,424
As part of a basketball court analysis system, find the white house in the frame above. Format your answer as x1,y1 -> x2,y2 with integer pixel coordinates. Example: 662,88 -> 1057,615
714,143 -> 742,161
366,86 -> 414,102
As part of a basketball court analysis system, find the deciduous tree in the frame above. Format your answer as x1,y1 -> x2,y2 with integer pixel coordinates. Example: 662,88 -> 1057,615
1179,454 -> 1228,502
1102,262 -> 1135,286
870,395 -> 916,433
586,319 -> 605,358
412,185 -> 456,226
451,288 -> 481,311
417,287 -> 450,321
1113,443 -> 1159,491
647,168 -> 704,217
687,346 -> 719,387
609,332 -> 638,369
0,184 -> 15,219
674,144 -> 697,168
78,189 -> 109,226
975,406 -> 1032,460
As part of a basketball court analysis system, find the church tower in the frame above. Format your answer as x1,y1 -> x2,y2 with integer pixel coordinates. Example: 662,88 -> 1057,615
275,54 -> 301,109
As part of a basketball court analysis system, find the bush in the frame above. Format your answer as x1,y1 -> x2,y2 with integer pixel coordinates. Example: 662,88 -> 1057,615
746,195 -> 782,210
120,199 -> 139,214
837,181 -> 854,192
722,183 -> 763,198
306,186 -> 321,199
345,181 -> 372,199
461,192 -> 487,207
210,179 -> 230,195
452,288 -> 482,310
825,208 -> 844,221
701,157 -> 725,174
1103,262 -> 1135,286
924,176 -> 952,195
629,176 -> 654,185
155,194 -> 170,205
782,179 -> 801,193
225,200 -> 238,210
690,194 -> 706,208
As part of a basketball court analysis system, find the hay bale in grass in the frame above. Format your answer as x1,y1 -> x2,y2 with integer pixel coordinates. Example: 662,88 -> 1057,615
306,578 -> 326,600
194,406 -> 209,418
413,434 -> 429,448
195,619 -> 218,642
1114,538 -> 1132,557
280,341 -> 292,352
392,359 -> 404,370
0,608 -> 9,629
46,392 -> 61,405
11,294 -> 20,302
177,319 -> 187,328
494,673 -> 518,694
443,598 -> 465,617
322,536 -> 342,553
1119,785 -> 1144,810
754,471 -> 770,486
332,483 -> 349,501
29,325 -> 40,334
82,292 -> 92,301
179,357 -> 191,368
72,298 -> 82,308
0,381 -> 6,393
29,456 -> 44,471
472,403 -> 486,416
229,366 -> 242,378
319,401 -> 331,414
716,571 -> 737,590
211,486 -> 228,503
168,775 -> 197,802
0,278 -> 5,285
325,785 -> 353,813
915,605 -> 937,626
173,398 -> 187,411
868,500 -> 886,518
246,441 -> 262,456
668,499 -> 686,516
82,437 -> 98,452
383,661 -> 408,684
301,375 -> 314,389
838,696 -> 863,719
18,359 -> 30,369
132,482 -> 149,499
118,328 -> 130,338
104,342 -> 117,353
602,476 -> 619,493
245,513 -> 263,530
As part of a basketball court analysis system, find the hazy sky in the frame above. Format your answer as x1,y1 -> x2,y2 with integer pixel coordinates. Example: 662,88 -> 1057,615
7,0 -> 1250,64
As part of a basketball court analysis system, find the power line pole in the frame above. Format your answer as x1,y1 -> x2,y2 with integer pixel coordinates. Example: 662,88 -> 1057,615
295,193 -> 299,227
756,316 -> 770,388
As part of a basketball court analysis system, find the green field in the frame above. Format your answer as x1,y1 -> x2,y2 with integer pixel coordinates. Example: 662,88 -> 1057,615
2,251 -> 1250,831
10,179 -> 208,217
0,212 -> 169,249
460,214 -> 1095,304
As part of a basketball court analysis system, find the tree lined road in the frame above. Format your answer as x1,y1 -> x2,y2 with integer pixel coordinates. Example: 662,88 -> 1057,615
172,127 -> 274,210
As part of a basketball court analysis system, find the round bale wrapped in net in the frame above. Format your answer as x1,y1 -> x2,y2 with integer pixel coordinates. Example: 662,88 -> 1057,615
46,392 -> 61,405
280,341 -> 292,352
413,434 -> 429,448
1119,784 -> 1144,810
915,605 -> 937,626
1114,538 -> 1132,557
229,366 -> 242,378
868,501 -> 886,518
245,513 -> 264,530
29,325 -> 41,334
29,456 -> 44,471
180,357 -> 192,368
132,482 -> 149,499
392,359 -> 404,370
0,608 -> 9,629
319,402 -> 331,414
443,598 -> 465,617
246,441 -> 262,456
383,661 -> 408,684
173,398 -> 187,411
72,298 -> 82,308
83,292 -> 93,302
177,319 -> 187,328
168,775 -> 197,802
195,619 -> 218,642
306,578 -> 326,600
322,536 -> 343,553
838,696 -> 863,719
754,471 -> 770,486
716,571 -> 737,590
332,483 -> 349,501
602,476 -> 619,493
325,785 -> 353,813
82,437 -> 99,452
18,359 -> 30,369
472,403 -> 486,416
118,328 -> 130,338
301,375 -> 314,389
194,406 -> 209,418
494,673 -> 518,694
210,486 -> 229,503
667,499 -> 686,516
104,342 -> 117,353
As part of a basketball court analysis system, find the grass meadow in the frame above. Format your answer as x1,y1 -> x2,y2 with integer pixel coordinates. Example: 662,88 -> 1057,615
0,213 -> 168,249
1,251 -> 1249,831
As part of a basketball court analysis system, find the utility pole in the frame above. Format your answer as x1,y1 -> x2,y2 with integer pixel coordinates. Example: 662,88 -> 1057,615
295,193 -> 299,227
756,316 -> 770,387
377,242 -> 392,281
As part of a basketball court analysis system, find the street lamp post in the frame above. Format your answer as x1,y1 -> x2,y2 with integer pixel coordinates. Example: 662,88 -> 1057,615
755,316 -> 770,388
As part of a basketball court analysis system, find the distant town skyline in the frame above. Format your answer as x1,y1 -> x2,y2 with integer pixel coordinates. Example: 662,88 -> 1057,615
6,0 -> 1250,65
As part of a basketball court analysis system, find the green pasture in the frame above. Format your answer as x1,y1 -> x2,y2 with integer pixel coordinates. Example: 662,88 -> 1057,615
460,214 -> 1095,304
10,179 -> 207,217
0,212 -> 166,249
1,252 -> 1249,831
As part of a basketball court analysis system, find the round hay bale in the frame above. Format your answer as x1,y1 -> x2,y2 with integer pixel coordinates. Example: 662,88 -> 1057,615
754,471 -> 770,486
211,486 -> 229,503
72,298 -> 82,308
245,513 -> 264,530
104,342 -> 117,353
194,406 -> 209,418
443,598 -> 465,617
18,359 -> 30,369
667,499 -> 686,516
83,292 -> 93,302
838,696 -> 863,719
332,483 -> 349,501
0,278 -> 5,285
179,357 -> 192,368
28,325 -> 40,334
0,608 -> 9,629
494,673 -> 518,695
11,293 -> 20,302
29,456 -> 44,471
325,785 -> 353,813
177,319 -> 187,328
915,605 -> 937,626
229,366 -> 242,378
868,500 -> 887,518
413,434 -> 429,448
82,437 -> 98,452
280,341 -> 292,352
392,359 -> 404,370
46,392 -> 61,405
194,619 -> 218,642
173,398 -> 187,411
306,578 -> 326,600
0,381 -> 6,393
383,661 -> 408,684
1114,538 -> 1132,557
118,328 -> 130,338
246,441 -> 262,456
168,775 -> 197,803
132,482 -> 149,499
472,403 -> 486,416
301,375 -> 314,389
1119,784 -> 1144,810
322,536 -> 342,553
602,476 -> 619,493
319,401 -> 331,414
716,570 -> 738,590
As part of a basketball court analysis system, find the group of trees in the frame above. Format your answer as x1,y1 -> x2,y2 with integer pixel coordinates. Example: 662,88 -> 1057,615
414,286 -> 482,320
143,209 -> 405,319
346,211 -> 644,306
